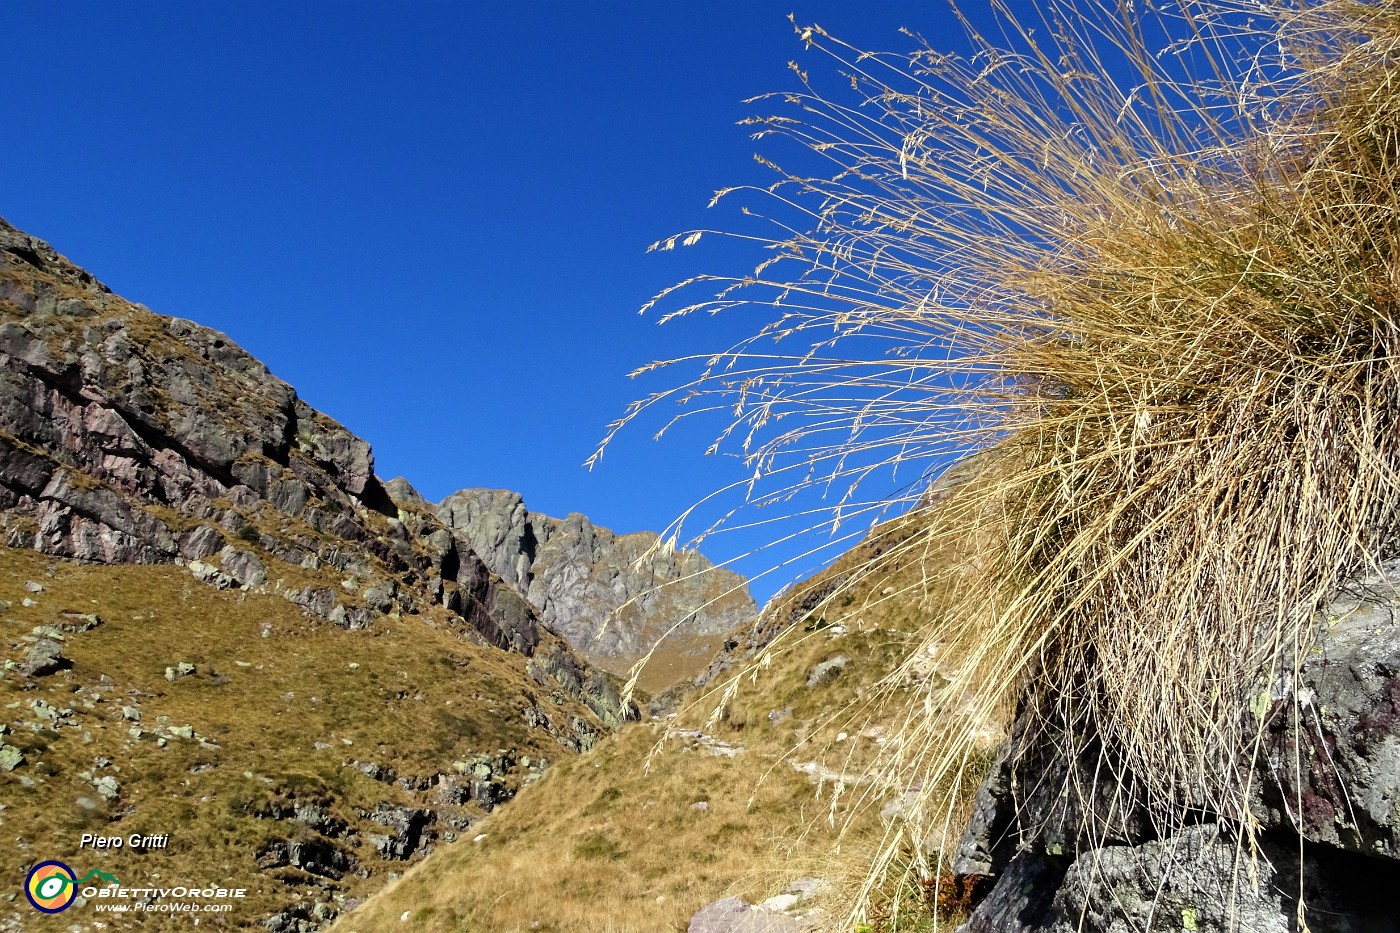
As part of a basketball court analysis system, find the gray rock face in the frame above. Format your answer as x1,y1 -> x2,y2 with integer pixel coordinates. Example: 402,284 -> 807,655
686,879 -> 828,933
956,560 -> 1400,931
0,216 -> 629,731
687,896 -> 808,933
439,490 -> 757,670
1254,560 -> 1400,858
963,824 -> 1400,933
439,488 -> 535,591
365,804 -> 431,860
0,218 -> 394,579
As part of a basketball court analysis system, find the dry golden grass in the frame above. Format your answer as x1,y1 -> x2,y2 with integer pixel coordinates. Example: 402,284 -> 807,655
333,510 -> 998,933
598,0 -> 1400,922
0,546 -> 589,931
333,724 -> 832,933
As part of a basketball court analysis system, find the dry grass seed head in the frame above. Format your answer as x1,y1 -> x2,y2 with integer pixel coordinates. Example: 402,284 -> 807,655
605,0 -> 1400,924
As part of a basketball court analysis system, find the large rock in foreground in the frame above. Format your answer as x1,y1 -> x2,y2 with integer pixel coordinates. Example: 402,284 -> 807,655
955,560 -> 1400,932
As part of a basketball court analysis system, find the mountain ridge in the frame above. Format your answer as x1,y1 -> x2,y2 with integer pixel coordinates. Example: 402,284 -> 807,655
0,215 -> 757,931
436,486 -> 756,682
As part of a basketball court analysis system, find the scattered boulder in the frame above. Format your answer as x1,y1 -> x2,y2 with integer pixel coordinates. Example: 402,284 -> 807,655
57,611 -> 102,632
220,546 -> 268,589
291,802 -> 348,838
353,760 -> 396,783
263,903 -> 321,933
365,804 -> 431,859
687,879 -> 828,933
24,637 -> 67,676
256,837 -> 356,880
806,655 -> 849,688
28,698 -> 70,724
164,661 -> 196,681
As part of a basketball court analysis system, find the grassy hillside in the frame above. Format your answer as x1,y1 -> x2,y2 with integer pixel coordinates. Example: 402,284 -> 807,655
332,506 -> 1005,933
0,546 -> 603,931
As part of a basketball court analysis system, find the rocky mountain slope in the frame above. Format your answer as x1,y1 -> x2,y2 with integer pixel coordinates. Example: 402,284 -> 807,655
0,216 -> 646,727
0,548 -> 589,932
437,487 -> 755,681
327,506 -> 1007,933
0,216 -> 746,931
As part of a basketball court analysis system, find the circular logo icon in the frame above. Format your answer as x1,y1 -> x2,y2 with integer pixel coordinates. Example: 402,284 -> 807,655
25,860 -> 77,913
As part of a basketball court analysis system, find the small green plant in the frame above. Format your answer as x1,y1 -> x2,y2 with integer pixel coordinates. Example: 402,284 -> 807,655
572,831 -> 625,861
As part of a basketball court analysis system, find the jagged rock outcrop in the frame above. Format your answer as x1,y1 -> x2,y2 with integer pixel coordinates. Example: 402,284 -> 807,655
438,487 -> 756,671
437,488 -> 535,591
0,216 -> 627,731
955,559 -> 1400,932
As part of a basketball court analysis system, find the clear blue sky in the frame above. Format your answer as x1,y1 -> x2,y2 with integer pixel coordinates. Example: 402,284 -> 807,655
3,1 -> 997,603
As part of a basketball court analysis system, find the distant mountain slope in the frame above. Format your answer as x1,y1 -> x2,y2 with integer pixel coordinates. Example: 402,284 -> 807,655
437,488 -> 756,682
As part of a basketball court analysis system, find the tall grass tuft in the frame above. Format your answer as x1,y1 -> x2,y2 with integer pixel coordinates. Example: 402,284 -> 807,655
603,0 -> 1400,923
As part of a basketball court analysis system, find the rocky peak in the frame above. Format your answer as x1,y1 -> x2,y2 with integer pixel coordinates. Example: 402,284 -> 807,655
438,487 -> 534,591
438,487 -> 757,675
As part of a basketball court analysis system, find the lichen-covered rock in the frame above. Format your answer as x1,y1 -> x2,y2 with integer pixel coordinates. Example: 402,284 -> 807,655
686,879 -> 827,933
23,636 -> 68,676
687,896 -> 808,933
956,559 -> 1400,930
1254,558 -> 1400,858
805,654 -> 849,688
961,823 -> 1400,933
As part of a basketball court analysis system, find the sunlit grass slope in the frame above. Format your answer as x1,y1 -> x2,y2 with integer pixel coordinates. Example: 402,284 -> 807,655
333,503 -> 1003,933
0,546 -> 598,931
